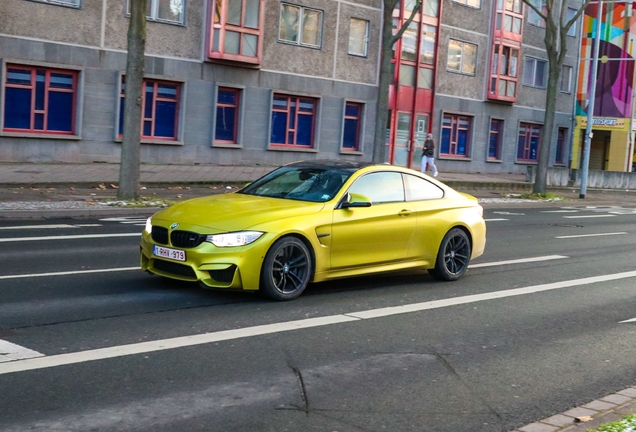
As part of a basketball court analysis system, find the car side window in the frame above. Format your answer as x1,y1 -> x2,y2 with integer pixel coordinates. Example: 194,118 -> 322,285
403,174 -> 444,201
347,172 -> 405,204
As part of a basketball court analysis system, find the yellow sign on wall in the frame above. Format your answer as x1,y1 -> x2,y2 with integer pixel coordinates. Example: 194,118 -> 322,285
578,117 -> 627,129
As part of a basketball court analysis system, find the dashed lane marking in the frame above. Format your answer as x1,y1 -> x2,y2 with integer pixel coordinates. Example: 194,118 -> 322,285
2,270 -> 636,375
469,255 -> 568,268
563,215 -> 617,219
555,232 -> 628,239
0,267 -> 138,280
484,218 -> 508,222
0,233 -> 140,242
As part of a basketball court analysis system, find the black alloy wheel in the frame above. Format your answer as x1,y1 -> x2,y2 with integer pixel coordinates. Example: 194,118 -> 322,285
429,228 -> 471,281
260,237 -> 312,301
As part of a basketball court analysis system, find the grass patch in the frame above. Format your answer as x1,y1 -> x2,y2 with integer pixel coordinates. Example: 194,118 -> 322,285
589,414 -> 636,432
506,192 -> 563,201
96,198 -> 176,208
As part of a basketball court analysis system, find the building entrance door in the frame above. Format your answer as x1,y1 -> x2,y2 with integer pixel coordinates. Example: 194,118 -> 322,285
410,114 -> 429,169
392,112 -> 411,167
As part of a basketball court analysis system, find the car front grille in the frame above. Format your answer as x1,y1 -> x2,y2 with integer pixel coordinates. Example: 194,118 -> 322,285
153,259 -> 196,278
171,230 -> 206,248
209,265 -> 237,283
151,226 -> 169,244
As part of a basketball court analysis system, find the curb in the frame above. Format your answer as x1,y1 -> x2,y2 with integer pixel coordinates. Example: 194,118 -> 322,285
0,207 -> 158,220
512,387 -> 636,432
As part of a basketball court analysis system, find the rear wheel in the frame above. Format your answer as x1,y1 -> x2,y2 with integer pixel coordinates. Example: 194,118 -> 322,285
260,237 -> 312,301
429,228 -> 471,281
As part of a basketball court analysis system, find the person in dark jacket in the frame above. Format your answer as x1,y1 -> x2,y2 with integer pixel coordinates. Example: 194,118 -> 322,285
421,133 -> 438,177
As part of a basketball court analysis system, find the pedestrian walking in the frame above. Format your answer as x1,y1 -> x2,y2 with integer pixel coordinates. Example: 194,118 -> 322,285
421,133 -> 439,177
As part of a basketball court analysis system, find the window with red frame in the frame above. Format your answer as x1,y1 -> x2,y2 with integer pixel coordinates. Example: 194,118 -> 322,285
209,0 -> 264,64
270,95 -> 316,148
517,122 -> 541,162
488,119 -> 503,160
495,0 -> 523,36
119,79 -> 180,140
555,127 -> 567,165
489,44 -> 519,100
342,102 -> 362,151
440,114 -> 471,157
215,87 -> 240,143
3,65 -> 77,134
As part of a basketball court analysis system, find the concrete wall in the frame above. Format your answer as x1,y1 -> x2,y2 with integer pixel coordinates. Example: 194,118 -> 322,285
528,166 -> 636,189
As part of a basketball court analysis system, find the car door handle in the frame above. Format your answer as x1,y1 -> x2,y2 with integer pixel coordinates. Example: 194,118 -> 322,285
398,209 -> 412,217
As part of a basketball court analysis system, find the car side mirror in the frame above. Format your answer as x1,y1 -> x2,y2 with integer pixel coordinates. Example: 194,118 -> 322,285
340,192 -> 372,209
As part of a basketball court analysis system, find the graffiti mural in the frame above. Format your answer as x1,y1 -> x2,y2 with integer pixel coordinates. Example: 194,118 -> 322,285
576,2 -> 636,118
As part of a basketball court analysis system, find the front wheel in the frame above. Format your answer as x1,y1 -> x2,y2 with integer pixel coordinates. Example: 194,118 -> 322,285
428,228 -> 471,281
260,237 -> 313,301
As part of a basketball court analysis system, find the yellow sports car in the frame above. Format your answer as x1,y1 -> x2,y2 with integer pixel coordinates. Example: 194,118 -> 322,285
140,161 -> 486,301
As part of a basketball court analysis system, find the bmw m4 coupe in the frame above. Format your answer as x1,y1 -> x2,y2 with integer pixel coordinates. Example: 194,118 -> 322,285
140,160 -> 486,300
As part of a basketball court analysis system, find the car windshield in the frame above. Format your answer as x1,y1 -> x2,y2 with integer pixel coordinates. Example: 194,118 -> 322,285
239,166 -> 354,202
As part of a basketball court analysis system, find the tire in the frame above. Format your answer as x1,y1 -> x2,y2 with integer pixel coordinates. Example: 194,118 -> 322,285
428,228 -> 471,281
260,237 -> 313,301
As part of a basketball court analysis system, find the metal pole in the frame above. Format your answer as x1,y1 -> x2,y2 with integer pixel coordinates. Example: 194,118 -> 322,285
580,0 -> 603,198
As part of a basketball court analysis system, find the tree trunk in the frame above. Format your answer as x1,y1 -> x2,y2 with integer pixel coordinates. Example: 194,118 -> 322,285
533,56 -> 560,194
118,0 -> 147,200
372,5 -> 397,163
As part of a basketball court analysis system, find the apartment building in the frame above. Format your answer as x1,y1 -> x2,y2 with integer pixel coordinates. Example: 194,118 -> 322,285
385,0 -> 583,174
0,0 -> 381,166
1,0 -> 594,174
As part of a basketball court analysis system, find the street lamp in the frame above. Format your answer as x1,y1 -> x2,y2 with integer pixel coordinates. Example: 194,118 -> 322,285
579,0 -> 603,199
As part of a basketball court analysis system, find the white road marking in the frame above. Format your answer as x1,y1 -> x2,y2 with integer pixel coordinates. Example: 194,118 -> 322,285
0,233 -> 140,243
75,224 -> 102,227
563,215 -> 616,219
469,255 -> 568,268
619,318 -> 636,323
484,218 -> 508,222
0,224 -> 78,230
2,270 -> 636,375
0,340 -> 44,363
541,210 -> 579,213
493,211 -> 525,215
0,267 -> 139,280
556,232 -> 628,239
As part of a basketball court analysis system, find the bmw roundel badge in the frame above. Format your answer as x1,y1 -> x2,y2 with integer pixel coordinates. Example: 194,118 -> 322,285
170,222 -> 179,229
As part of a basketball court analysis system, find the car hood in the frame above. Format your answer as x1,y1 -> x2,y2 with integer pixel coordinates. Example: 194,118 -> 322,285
152,193 -> 324,231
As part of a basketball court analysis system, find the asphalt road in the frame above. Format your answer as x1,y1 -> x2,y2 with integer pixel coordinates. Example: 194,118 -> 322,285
0,204 -> 635,431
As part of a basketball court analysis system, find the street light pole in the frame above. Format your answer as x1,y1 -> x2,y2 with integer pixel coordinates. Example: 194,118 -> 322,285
579,0 -> 603,199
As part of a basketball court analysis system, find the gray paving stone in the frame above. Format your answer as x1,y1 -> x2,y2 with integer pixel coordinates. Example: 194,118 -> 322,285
582,400 -> 618,411
540,414 -> 576,427
562,407 -> 599,418
601,394 -> 633,405
518,422 -> 560,432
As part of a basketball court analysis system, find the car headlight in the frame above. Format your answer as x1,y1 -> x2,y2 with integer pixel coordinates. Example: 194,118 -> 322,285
145,217 -> 152,234
206,231 -> 263,247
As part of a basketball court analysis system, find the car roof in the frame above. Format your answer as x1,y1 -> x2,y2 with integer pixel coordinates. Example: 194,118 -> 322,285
285,159 -> 378,171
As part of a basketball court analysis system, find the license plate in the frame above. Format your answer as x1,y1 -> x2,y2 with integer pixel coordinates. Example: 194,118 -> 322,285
153,245 -> 186,262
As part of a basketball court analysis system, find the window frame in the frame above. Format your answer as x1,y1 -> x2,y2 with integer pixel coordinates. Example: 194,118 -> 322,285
348,17 -> 370,57
126,0 -> 186,25
2,63 -> 80,136
560,65 -> 573,93
451,0 -> 481,9
117,76 -> 183,144
488,119 -> 504,161
527,0 -> 546,27
440,113 -> 472,158
214,86 -> 242,146
342,101 -> 364,152
269,93 -> 318,149
278,3 -> 324,49
566,7 -> 578,37
522,56 -> 547,88
208,0 -> 265,65
488,43 -> 520,101
555,127 -> 567,165
516,122 -> 542,162
29,0 -> 80,7
447,39 -> 478,76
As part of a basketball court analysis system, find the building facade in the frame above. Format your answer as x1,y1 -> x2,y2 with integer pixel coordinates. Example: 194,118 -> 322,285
0,0 -> 597,175
384,0 -> 583,174
0,0 -> 381,167
573,1 -> 636,173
